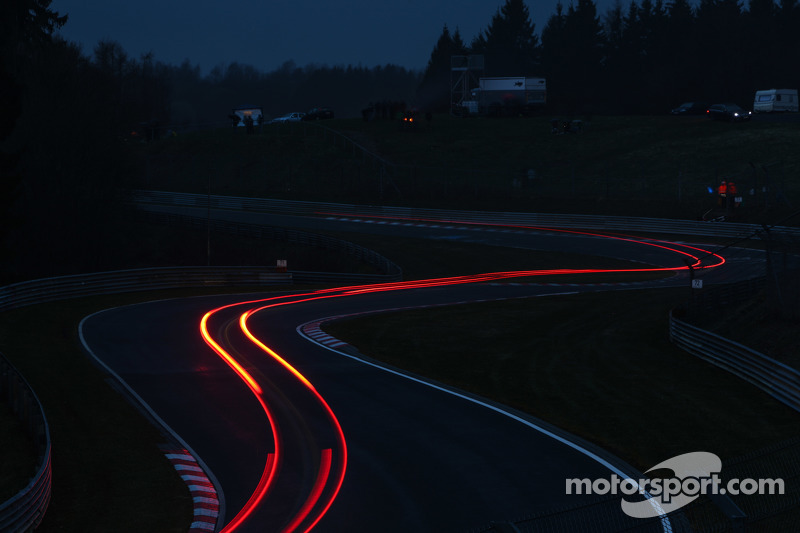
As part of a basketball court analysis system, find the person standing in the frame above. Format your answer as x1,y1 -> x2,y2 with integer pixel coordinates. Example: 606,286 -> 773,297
727,181 -> 738,210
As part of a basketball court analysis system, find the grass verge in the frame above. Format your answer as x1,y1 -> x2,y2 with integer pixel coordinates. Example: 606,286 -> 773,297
319,230 -> 672,282
137,115 -> 800,223
0,294 -> 199,532
323,288 -> 800,471
0,225 -> 794,529
0,236 -> 668,530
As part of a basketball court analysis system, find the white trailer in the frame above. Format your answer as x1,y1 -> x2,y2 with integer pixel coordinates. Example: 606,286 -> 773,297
462,77 -> 546,116
753,89 -> 798,113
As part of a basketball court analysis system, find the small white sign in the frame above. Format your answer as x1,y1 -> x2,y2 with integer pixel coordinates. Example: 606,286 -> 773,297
692,279 -> 703,289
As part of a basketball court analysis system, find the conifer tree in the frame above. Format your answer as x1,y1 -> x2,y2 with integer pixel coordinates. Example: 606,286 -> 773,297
417,25 -> 466,112
1,0 -> 67,265
540,3 -> 569,109
471,0 -> 541,75
543,0 -> 604,112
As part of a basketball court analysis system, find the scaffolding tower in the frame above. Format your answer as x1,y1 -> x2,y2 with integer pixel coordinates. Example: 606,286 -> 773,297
450,55 -> 484,116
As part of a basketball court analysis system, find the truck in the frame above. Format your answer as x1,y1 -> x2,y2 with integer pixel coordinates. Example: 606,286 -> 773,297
460,77 -> 546,116
753,89 -> 798,113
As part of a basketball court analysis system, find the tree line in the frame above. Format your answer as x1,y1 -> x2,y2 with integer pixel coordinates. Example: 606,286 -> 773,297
169,59 -> 420,129
419,0 -> 800,114
0,1 -> 421,282
2,0 -> 800,282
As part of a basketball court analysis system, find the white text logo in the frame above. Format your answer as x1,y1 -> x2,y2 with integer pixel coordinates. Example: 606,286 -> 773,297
566,452 -> 785,518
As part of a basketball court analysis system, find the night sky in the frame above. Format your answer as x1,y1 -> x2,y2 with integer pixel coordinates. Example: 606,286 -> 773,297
50,0 -> 617,74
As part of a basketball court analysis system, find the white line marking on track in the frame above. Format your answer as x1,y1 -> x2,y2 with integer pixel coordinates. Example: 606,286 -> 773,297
295,294 -> 673,533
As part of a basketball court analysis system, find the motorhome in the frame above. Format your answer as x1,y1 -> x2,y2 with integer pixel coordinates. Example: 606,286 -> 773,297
461,77 -> 546,116
753,89 -> 798,113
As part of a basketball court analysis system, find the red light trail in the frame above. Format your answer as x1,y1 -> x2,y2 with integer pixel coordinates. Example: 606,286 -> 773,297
198,220 -> 725,531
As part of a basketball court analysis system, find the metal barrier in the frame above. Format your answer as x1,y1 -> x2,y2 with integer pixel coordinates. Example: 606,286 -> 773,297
0,266 -> 293,313
132,190 -> 800,240
0,266 -> 294,530
0,354 -> 51,532
669,311 -> 800,413
0,223 -> 401,530
138,210 -> 403,282
0,260 -> 396,529
3,191 -> 794,530
685,278 -> 767,317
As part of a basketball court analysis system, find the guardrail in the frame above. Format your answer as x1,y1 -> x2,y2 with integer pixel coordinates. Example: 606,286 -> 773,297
139,210 -> 403,282
0,266 -> 293,313
669,311 -> 800,413
136,190 -> 800,412
0,266 -> 295,530
132,190 -> 800,240
3,190 -> 793,530
0,259 -> 395,529
685,277 -> 767,318
0,354 -> 51,532
291,271 -> 393,285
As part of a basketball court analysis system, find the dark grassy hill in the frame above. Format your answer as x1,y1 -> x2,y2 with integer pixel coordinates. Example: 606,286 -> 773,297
136,114 -> 800,224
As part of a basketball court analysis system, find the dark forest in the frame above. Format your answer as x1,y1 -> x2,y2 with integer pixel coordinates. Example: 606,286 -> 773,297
2,0 -> 800,282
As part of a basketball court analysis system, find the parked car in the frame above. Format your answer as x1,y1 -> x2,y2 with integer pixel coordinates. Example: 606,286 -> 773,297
706,103 -> 752,121
269,112 -> 305,124
671,102 -> 708,115
302,107 -> 334,121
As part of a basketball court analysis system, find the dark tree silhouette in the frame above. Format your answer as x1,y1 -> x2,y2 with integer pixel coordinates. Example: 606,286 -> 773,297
601,1 -> 633,112
1,0 -> 68,174
163,57 -> 420,128
694,0 -> 747,101
0,0 -> 67,52
744,0 -> 778,89
1,0 -> 68,276
777,0 -> 800,88
417,25 -> 467,112
471,0 -> 541,76
542,0 -> 605,113
663,0 -> 700,105
7,0 -> 800,283
407,0 -> 798,115
540,3 -> 569,111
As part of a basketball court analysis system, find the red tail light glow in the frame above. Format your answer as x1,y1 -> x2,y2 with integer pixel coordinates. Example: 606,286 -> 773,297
199,218 -> 726,531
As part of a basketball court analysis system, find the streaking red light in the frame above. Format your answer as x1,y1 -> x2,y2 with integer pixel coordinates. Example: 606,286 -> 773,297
199,216 -> 726,531
281,449 -> 333,533
201,305 -> 281,532
239,304 -> 348,532
202,295 -> 349,532
200,310 -> 263,395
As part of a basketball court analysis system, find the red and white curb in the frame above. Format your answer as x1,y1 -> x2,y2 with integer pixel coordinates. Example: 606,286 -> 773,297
163,447 -> 220,532
301,319 -> 353,350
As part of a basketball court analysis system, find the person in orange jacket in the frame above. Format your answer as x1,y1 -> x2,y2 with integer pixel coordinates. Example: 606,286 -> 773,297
727,181 -> 739,208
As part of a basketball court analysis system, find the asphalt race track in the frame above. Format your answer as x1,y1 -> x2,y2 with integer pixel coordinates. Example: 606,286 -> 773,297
78,208 -> 759,532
